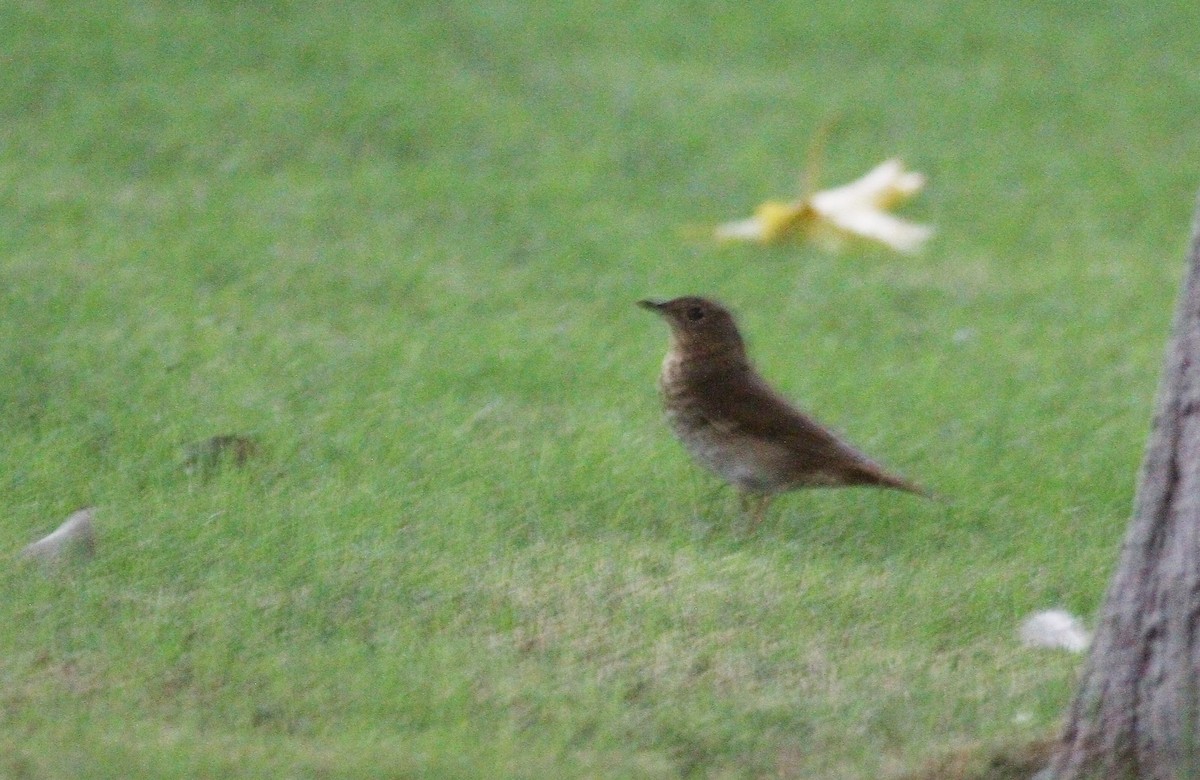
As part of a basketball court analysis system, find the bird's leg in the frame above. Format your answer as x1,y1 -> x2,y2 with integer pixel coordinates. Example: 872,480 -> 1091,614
736,492 -> 750,532
750,494 -> 773,530
739,493 -> 773,532
703,481 -> 729,507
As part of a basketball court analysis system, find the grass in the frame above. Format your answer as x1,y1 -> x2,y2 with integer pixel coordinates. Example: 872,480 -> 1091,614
2,0 -> 1198,777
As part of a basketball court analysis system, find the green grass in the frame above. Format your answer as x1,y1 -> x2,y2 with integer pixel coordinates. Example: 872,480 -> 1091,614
2,1 -> 1197,777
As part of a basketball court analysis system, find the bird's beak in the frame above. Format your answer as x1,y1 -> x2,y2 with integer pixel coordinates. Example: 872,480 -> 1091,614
637,299 -> 666,312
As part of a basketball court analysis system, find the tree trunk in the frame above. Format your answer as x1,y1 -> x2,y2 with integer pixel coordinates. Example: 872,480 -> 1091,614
1048,197 -> 1200,779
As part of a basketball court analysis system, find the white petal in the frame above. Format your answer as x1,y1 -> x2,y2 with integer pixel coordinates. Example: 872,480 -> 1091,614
714,216 -> 767,241
811,159 -> 926,213
812,206 -> 933,253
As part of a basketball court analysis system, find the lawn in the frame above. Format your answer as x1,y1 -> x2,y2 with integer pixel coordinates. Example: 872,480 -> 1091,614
2,1 -> 1198,777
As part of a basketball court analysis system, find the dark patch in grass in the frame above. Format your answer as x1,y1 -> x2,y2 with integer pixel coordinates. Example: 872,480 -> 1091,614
898,737 -> 1056,780
251,703 -> 313,736
665,728 -> 723,778
623,677 -> 650,703
182,433 -> 260,477
3,755 -> 36,780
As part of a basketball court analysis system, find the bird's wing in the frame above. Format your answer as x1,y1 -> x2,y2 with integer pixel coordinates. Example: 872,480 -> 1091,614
684,365 -> 925,494
691,367 -> 865,465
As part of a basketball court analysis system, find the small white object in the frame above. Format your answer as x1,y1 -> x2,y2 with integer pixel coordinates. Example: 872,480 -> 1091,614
21,507 -> 96,562
712,216 -> 767,241
952,327 -> 977,344
1019,609 -> 1090,652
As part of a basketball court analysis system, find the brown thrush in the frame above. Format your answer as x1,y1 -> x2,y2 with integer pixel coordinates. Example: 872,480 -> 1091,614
639,296 -> 925,526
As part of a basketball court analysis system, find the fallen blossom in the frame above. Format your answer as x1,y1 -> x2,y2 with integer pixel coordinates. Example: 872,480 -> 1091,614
714,158 -> 933,253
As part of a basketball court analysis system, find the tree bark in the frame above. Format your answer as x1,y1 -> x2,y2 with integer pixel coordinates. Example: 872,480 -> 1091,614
1049,197 -> 1200,779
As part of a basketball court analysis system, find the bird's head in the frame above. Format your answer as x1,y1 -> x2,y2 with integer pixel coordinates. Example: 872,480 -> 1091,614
638,296 -> 747,359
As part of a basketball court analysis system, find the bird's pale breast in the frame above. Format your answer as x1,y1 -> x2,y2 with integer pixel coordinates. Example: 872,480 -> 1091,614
659,351 -> 795,493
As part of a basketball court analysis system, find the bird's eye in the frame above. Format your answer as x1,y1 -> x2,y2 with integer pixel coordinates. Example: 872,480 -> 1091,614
685,306 -> 705,322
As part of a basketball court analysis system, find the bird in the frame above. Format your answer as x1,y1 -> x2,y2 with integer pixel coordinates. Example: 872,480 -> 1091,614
639,295 -> 926,527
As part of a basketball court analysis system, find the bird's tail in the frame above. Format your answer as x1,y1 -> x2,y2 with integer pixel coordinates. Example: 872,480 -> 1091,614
852,462 -> 932,498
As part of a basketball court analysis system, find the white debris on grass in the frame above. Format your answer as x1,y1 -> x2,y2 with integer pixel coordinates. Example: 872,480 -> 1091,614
714,159 -> 933,254
1019,609 -> 1090,653
21,507 -> 96,563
